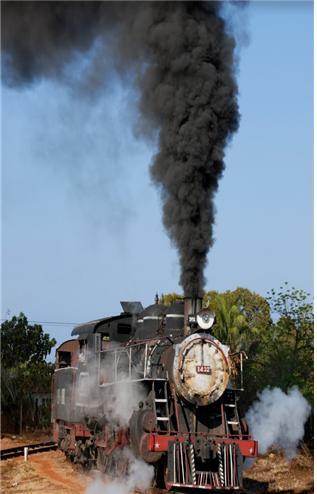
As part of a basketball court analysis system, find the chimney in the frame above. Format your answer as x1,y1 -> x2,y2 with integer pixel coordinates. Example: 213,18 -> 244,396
184,296 -> 202,335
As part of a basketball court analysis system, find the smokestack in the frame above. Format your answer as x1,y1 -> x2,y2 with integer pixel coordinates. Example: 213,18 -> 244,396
2,2 -> 240,294
184,296 -> 202,335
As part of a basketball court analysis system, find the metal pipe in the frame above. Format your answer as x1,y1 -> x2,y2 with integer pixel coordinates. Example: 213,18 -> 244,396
180,441 -> 185,484
223,444 -> 227,487
189,443 -> 196,485
184,297 -> 203,335
217,443 -> 224,486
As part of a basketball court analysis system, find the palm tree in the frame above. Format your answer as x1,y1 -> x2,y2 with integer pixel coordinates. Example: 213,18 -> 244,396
212,294 -> 259,353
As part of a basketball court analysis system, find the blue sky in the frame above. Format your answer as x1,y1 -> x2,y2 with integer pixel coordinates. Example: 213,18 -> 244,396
2,1 -> 313,353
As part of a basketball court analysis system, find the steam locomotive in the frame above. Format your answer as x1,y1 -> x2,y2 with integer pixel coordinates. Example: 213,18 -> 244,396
52,296 -> 258,491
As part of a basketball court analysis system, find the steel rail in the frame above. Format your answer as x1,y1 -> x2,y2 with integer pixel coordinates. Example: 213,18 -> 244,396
0,441 -> 57,460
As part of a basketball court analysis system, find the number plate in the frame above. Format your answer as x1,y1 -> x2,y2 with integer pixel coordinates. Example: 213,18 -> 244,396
196,365 -> 211,374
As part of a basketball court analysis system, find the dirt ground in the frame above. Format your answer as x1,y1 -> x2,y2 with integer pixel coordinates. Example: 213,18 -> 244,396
1,451 -> 89,493
0,431 -> 52,450
244,449 -> 314,494
0,435 -> 313,494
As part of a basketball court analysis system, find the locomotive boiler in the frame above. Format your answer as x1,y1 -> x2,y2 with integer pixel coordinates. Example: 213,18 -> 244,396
52,296 -> 258,491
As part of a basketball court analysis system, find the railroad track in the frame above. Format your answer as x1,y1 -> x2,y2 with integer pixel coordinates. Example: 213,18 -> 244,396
0,441 -> 57,460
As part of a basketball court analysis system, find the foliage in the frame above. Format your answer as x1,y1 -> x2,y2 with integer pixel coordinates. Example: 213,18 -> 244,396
204,288 -> 271,354
159,292 -> 183,305
248,283 -> 313,406
1,313 -> 55,367
1,313 -> 56,431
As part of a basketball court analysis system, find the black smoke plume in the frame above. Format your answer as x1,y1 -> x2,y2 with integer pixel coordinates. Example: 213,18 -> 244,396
2,1 -> 239,296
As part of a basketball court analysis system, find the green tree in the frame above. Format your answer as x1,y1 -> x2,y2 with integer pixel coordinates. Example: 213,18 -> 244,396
211,294 -> 250,351
159,292 -> 183,305
204,288 -> 271,354
255,284 -> 313,403
1,313 -> 56,433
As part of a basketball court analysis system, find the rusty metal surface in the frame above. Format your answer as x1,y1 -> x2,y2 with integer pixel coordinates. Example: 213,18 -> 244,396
173,333 -> 230,406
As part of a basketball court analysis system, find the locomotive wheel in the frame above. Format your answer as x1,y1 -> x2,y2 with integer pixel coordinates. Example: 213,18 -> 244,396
153,458 -> 165,488
153,458 -> 172,490
96,449 -> 129,477
74,441 -> 88,466
115,456 -> 129,477
97,448 -> 108,473
59,434 -> 70,452
164,467 -> 173,491
66,450 -> 75,462
74,441 -> 82,464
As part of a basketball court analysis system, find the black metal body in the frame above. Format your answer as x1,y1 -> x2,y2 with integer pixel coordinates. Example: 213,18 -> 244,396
51,299 -> 258,491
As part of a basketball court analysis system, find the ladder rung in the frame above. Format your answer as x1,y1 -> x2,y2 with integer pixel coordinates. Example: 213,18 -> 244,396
227,421 -> 239,425
156,417 -> 169,421
155,399 -> 168,402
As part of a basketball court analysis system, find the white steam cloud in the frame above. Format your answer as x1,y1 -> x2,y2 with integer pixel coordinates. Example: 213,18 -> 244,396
246,387 -> 311,458
86,448 -> 154,494
102,380 -> 147,427
76,346 -> 147,427
78,347 -> 153,494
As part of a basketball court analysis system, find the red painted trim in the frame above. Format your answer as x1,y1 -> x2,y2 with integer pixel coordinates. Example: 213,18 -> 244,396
215,438 -> 258,457
238,439 -> 258,457
52,422 -> 59,443
74,423 -> 91,437
148,433 -> 258,457
148,433 -> 183,452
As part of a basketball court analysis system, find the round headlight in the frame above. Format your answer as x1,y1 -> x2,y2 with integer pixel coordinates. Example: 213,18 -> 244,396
197,310 -> 215,330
